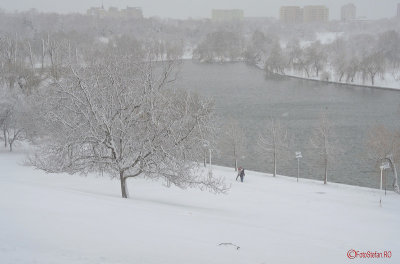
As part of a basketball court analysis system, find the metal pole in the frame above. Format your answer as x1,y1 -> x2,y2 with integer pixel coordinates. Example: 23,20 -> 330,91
209,149 -> 212,175
380,167 -> 383,206
297,158 -> 299,182
385,169 -> 387,196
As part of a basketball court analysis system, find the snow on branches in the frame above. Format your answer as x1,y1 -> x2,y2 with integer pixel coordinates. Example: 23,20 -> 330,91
31,50 -> 227,198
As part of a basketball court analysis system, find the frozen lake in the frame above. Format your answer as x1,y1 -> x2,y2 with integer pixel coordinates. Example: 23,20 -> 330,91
175,60 -> 400,189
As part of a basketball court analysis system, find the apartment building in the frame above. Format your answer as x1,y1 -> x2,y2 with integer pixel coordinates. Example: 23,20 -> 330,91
279,6 -> 303,23
303,6 -> 329,23
341,4 -> 356,21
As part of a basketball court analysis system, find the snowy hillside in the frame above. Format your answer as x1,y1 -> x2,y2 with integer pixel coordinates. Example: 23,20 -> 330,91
1,149 -> 399,264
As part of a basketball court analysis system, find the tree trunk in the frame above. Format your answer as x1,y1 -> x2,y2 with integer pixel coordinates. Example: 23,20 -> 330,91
9,141 -> 13,152
273,150 -> 277,177
3,129 -> 7,148
339,72 -> 344,82
305,68 -> 310,78
41,39 -> 45,70
27,41 -> 34,71
120,171 -> 129,198
233,146 -> 237,171
324,156 -> 328,184
388,158 -> 399,193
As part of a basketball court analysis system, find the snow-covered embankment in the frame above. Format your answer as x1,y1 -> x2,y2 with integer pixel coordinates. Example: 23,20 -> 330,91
0,149 -> 399,264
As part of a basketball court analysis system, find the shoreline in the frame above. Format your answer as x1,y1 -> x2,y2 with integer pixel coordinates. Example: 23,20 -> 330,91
252,62 -> 400,92
270,71 -> 400,92
186,58 -> 400,92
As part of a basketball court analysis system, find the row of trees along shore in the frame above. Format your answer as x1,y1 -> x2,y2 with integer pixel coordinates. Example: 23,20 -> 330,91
220,115 -> 400,193
194,30 -> 400,86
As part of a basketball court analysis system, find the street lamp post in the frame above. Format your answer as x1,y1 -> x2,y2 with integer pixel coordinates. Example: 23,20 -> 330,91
208,148 -> 212,176
295,151 -> 302,182
380,161 -> 390,206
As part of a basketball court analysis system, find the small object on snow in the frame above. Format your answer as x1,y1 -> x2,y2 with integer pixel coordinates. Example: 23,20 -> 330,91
218,242 -> 240,250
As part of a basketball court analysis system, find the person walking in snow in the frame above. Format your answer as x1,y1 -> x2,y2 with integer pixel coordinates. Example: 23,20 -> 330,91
236,167 -> 245,182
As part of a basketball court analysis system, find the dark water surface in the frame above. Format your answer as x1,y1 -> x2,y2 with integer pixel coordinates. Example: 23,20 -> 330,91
175,60 -> 400,189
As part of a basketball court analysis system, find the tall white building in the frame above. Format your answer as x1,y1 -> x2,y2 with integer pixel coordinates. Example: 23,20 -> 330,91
397,3 -> 400,18
87,6 -> 143,19
280,6 -> 303,24
279,5 -> 329,23
341,4 -> 356,22
303,6 -> 329,23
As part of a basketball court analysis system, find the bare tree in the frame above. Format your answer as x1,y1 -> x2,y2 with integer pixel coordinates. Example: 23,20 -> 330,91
285,39 -> 311,77
361,52 -> 385,86
193,31 -> 244,62
30,50 -> 227,198
0,35 -> 44,94
344,57 -> 360,83
265,41 -> 286,75
220,118 -> 246,171
257,118 -> 290,177
366,125 -> 400,192
0,34 -> 21,89
0,88 -> 29,151
310,111 -> 338,184
378,30 -> 400,72
329,38 -> 348,82
0,105 -> 10,148
244,30 -> 269,64
305,41 -> 327,78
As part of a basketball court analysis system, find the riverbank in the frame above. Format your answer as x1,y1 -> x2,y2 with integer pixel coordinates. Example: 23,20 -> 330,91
253,61 -> 400,91
188,58 -> 400,91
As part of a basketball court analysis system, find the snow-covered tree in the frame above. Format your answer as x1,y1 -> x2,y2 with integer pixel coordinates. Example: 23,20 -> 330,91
244,30 -> 273,65
344,57 -> 360,83
0,34 -> 23,89
286,39 -> 298,65
220,118 -> 246,171
193,31 -> 244,62
329,38 -> 348,82
0,88 -> 31,151
366,125 -> 400,192
305,41 -> 327,77
310,111 -> 339,184
30,51 -> 227,198
361,52 -> 385,86
265,41 -> 286,74
378,30 -> 400,71
257,118 -> 290,177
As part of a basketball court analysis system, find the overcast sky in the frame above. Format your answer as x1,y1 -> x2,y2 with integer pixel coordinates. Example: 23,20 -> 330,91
0,0 -> 398,20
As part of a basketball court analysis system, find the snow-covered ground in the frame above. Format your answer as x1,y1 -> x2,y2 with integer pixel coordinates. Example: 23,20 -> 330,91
1,148 -> 399,264
299,32 -> 344,48
282,68 -> 400,90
